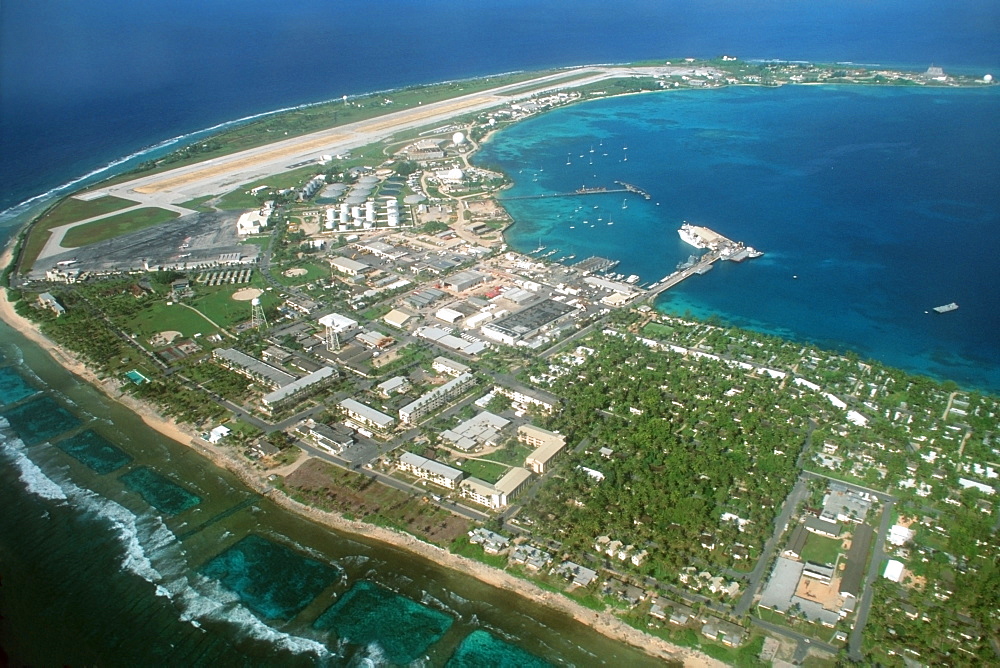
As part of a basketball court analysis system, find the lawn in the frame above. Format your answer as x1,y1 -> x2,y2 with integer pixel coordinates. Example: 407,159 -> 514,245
800,533 -> 843,566
61,207 -> 180,248
179,195 -> 215,212
481,443 -> 532,466
273,260 -> 330,286
215,166 -> 319,210
126,301 -> 221,341
20,195 -> 138,269
188,281 -> 277,330
458,458 -> 510,484
641,322 -> 675,339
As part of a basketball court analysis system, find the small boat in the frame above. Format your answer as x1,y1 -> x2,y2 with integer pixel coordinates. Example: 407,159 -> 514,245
932,302 -> 958,313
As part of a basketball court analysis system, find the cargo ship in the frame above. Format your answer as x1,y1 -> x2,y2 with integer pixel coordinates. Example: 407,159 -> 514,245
932,302 -> 959,313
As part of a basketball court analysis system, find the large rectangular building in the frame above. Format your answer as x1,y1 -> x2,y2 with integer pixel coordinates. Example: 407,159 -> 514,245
520,425 -> 567,474
340,398 -> 396,433
261,366 -> 337,413
398,372 -> 476,424
460,467 -> 533,510
213,348 -> 296,389
481,299 -> 576,345
398,452 -> 464,489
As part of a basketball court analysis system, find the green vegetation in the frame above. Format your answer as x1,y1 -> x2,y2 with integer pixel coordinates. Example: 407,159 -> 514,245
37,194 -> 137,227
126,301 -> 220,341
448,534 -> 508,569
179,195 -> 215,212
282,459 -> 469,546
799,534 -> 842,566
456,459 -> 509,484
61,207 -> 180,248
481,442 -> 531,466
273,261 -> 329,287
113,69 -> 559,184
19,195 -> 138,269
641,322 -> 675,339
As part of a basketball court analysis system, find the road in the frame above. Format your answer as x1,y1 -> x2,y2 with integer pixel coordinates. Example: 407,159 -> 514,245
750,617 -> 839,658
294,440 -> 488,522
734,420 -> 817,616
848,496 -> 896,661
734,475 -> 810,616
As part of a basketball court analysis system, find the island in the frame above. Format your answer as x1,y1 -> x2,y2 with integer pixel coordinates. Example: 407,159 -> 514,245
1,57 -> 997,666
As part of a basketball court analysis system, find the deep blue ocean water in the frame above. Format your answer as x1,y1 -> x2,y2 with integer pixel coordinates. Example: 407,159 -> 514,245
477,85 -> 1000,391
1,1 -> 999,665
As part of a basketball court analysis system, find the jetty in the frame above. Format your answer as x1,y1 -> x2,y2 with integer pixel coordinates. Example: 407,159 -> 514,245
642,224 -> 762,301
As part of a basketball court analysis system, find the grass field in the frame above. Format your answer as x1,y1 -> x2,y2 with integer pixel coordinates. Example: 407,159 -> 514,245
642,322 -> 675,339
458,458 -> 510,484
187,280 -> 277,330
179,195 -> 215,212
214,165 -> 319,210
481,443 -> 532,466
61,207 -> 180,248
19,195 -> 138,270
126,301 -> 221,341
273,261 -> 329,286
800,533 -> 843,566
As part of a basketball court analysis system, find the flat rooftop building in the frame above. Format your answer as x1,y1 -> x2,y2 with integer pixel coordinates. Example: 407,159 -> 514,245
261,366 -> 337,412
482,299 -> 575,345
398,452 -> 464,489
399,372 -> 476,424
213,348 -> 295,389
340,398 -> 396,433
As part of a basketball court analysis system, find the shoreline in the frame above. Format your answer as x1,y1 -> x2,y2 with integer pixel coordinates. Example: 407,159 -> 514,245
0,243 -> 721,666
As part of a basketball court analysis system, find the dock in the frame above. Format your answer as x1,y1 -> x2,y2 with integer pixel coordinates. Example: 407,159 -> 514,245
501,186 -> 629,201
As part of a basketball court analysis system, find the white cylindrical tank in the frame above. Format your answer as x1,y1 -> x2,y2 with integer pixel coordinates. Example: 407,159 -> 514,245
365,200 -> 376,223
325,207 -> 335,230
351,206 -> 362,221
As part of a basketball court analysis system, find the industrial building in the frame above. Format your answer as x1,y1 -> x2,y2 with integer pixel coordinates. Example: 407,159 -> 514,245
329,256 -> 370,276
481,299 -> 576,345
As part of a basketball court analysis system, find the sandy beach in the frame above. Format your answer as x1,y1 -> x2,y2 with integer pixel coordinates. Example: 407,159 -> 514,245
0,241 -> 722,667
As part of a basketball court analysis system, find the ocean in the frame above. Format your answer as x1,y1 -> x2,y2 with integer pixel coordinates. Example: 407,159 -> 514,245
1,0 -> 999,665
477,84 -> 1000,392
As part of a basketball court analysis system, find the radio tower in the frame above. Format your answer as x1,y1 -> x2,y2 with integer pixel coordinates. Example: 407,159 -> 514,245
250,297 -> 268,330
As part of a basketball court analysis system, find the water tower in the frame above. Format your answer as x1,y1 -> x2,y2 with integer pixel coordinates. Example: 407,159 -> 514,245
250,297 -> 268,330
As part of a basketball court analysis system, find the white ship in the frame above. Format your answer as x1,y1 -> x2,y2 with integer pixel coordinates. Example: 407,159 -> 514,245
678,223 -> 708,249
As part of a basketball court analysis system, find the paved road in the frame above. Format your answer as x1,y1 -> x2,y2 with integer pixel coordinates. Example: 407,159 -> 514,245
848,497 -> 896,661
294,440 -> 488,522
734,475 -> 810,616
751,617 -> 839,658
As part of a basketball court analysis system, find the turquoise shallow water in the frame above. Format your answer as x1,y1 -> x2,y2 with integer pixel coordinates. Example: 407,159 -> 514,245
447,629 -> 553,668
478,85 -> 1000,392
2,395 -> 81,444
0,350 -> 664,666
314,580 -> 454,664
201,534 -> 341,621
55,428 -> 132,474
0,365 -> 40,405
120,466 -> 201,515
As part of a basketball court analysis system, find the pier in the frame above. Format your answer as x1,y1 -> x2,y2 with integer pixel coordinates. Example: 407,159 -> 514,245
501,186 -> 629,201
644,250 -> 724,300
